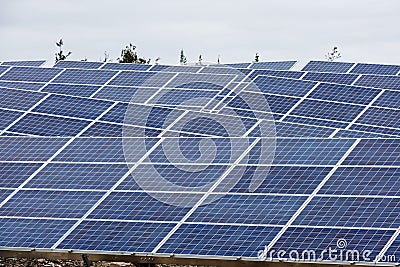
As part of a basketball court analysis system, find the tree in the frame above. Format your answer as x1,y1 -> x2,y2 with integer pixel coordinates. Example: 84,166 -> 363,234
326,46 -> 341,61
198,54 -> 203,65
180,49 -> 187,65
254,53 -> 259,62
55,38 -> 71,63
118,43 -> 150,64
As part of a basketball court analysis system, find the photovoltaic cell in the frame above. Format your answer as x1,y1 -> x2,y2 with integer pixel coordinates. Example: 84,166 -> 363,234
41,83 -> 101,97
0,81 -> 45,91
0,190 -> 104,218
25,163 -> 129,190
302,72 -> 359,85
320,167 -> 400,196
0,109 -> 24,130
344,139 -> 400,166
0,87 -> 46,110
355,75 -> 400,90
108,71 -> 174,87
149,65 -> 201,73
52,69 -> 117,85
301,61 -> 355,73
308,83 -> 380,105
295,196 -> 400,228
0,67 -> 62,83
0,137 -> 68,161
32,94 -> 113,120
373,90 -> 400,109
0,218 -> 76,248
249,61 -> 296,70
0,163 -> 42,188
158,224 -> 281,257
53,61 -> 104,69
350,63 -> 400,75
251,76 -> 316,97
1,60 -> 46,67
101,62 -> 152,71
355,107 -> 400,129
290,99 -> 366,122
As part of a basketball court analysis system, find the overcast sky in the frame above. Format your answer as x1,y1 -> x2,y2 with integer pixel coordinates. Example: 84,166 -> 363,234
1,0 -> 399,66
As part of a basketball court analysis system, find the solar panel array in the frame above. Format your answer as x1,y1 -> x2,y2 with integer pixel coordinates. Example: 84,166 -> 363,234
0,59 -> 400,266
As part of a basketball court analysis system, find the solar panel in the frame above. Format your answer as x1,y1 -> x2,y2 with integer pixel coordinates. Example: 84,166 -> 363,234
350,63 -> 400,75
249,61 -> 297,70
302,60 -> 355,73
53,60 -> 104,69
0,60 -> 399,267
0,60 -> 46,67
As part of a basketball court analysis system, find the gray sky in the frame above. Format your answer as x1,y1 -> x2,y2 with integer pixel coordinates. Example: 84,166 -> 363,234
1,0 -> 399,65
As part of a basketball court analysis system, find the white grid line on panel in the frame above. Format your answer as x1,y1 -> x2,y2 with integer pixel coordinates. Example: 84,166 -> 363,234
346,63 -> 358,74
0,102 -> 119,209
350,74 -> 362,86
375,229 -> 400,263
89,70 -> 122,98
143,73 -> 180,105
278,82 -> 321,122
151,137 -> 262,253
50,109 -> 190,248
37,69 -> 67,92
199,76 -> 238,113
329,89 -> 386,138
0,94 -> 52,135
0,66 -> 12,79
260,138 -> 362,255
329,90 -> 386,137
50,137 -> 167,249
243,119 -> 264,137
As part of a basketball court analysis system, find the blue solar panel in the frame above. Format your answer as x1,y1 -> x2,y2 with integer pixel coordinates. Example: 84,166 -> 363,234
88,192 -> 190,221
25,163 -> 128,190
1,60 -> 46,67
108,71 -> 174,87
0,218 -> 76,248
101,62 -> 152,71
355,75 -> 400,90
308,83 -> 380,105
350,63 -> 400,75
290,99 -> 365,122
0,67 -> 62,83
302,72 -> 359,85
0,137 -> 68,161
302,61 -> 355,73
52,69 -> 117,85
355,107 -> 400,129
53,61 -> 104,69
158,224 -> 281,257
93,86 -> 144,102
320,167 -> 400,196
275,122 -> 335,137
250,61 -> 296,70
0,190 -> 104,218
0,81 -> 45,91
0,87 -> 46,110
249,69 -> 304,79
350,124 -> 400,137
0,66 -> 10,75
284,116 -> 349,128
42,83 -> 101,97
224,166 -> 331,194
295,196 -> 400,228
149,65 -> 201,73
54,138 -> 127,162
32,94 -> 113,120
251,76 -> 316,97
9,113 -> 90,136
188,195 -> 306,224
0,163 -> 42,188
373,90 -> 400,109
343,139 -> 400,165
0,109 -> 24,130
58,221 -> 175,252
